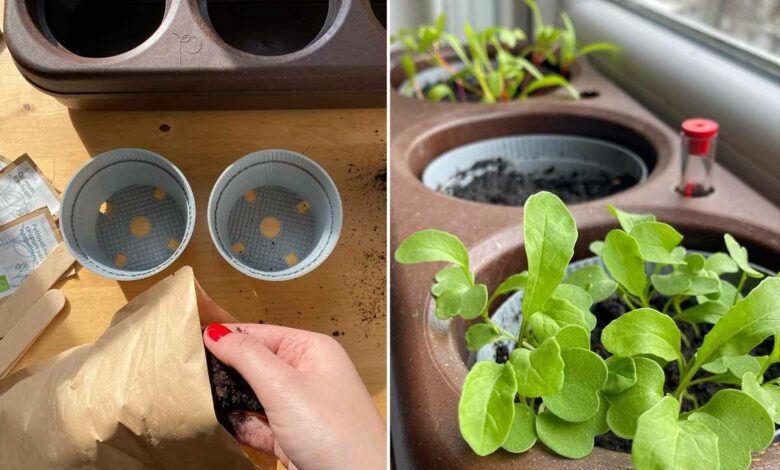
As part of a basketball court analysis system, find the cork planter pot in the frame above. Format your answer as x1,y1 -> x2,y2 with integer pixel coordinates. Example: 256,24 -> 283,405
4,0 -> 386,110
391,210 -> 780,469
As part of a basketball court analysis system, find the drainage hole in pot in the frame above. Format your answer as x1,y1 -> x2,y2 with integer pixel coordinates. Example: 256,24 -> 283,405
40,0 -> 166,58
95,184 -> 186,271
370,1 -> 386,28
203,0 -> 332,56
226,186 -> 315,272
422,135 -> 648,206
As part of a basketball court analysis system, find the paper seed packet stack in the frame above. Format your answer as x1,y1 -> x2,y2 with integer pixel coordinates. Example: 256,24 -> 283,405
0,155 -> 65,300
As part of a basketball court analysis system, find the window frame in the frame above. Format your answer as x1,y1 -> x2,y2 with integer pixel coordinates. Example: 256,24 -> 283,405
609,0 -> 780,80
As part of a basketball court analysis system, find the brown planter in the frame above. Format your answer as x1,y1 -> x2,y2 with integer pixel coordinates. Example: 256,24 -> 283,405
3,0 -> 386,110
390,57 -> 780,468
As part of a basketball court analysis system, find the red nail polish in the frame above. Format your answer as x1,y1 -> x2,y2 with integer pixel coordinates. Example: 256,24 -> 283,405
206,324 -> 232,342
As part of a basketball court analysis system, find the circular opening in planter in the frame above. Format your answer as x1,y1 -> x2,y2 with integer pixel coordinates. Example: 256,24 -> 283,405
201,0 -> 338,56
435,216 -> 780,454
370,0 -> 386,28
408,113 -> 659,207
423,135 -> 648,206
26,0 -> 167,58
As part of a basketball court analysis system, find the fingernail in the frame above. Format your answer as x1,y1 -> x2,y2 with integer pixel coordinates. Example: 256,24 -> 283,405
206,324 -> 232,342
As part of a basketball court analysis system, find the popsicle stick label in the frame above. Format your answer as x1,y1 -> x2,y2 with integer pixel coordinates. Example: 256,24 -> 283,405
0,155 -> 60,225
0,209 -> 60,299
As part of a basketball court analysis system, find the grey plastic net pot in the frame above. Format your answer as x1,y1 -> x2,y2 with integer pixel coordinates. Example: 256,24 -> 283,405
422,134 -> 648,202
208,149 -> 343,281
60,148 -> 196,281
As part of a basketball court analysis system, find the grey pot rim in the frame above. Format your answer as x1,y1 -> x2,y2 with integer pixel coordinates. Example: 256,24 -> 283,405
60,147 -> 196,281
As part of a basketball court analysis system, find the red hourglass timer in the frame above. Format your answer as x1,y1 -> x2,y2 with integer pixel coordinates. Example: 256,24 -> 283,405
678,118 -> 718,197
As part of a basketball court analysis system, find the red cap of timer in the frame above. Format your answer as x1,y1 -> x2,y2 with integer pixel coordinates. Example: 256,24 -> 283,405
682,118 -> 718,155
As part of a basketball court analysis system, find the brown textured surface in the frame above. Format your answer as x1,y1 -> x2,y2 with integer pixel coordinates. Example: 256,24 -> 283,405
3,0 -> 385,109
390,57 -> 780,468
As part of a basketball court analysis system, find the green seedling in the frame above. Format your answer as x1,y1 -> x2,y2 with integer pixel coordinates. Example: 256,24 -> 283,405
395,193 -> 780,468
558,12 -> 619,75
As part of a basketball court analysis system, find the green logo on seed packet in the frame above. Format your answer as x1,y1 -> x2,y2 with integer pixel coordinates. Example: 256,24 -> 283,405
0,275 -> 9,293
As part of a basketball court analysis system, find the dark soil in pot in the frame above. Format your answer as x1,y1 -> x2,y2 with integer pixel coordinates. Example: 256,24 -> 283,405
442,157 -> 638,206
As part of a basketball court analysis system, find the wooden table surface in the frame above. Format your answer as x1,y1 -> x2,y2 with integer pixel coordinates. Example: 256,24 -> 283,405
0,26 -> 387,469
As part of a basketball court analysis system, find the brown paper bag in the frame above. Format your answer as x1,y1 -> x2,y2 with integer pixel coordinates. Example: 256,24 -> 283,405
0,267 -> 267,469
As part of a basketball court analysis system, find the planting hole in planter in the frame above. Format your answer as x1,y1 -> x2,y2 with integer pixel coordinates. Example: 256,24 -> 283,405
370,0 -> 386,28
60,149 -> 196,280
407,113 -> 659,207
202,0 -> 336,56
208,150 -> 342,281
438,219 -> 780,454
30,0 -> 167,58
423,135 -> 648,206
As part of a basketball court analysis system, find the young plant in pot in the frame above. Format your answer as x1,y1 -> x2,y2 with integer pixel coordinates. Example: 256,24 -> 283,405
391,0 -> 617,103
395,191 -> 780,469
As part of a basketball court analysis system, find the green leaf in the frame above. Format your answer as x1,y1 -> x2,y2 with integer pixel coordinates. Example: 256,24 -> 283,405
542,348 -> 607,423
466,323 -> 502,351
629,222 -> 684,265
697,277 -> 780,361
536,397 -> 608,459
395,229 -> 470,270
436,284 -> 488,320
426,83 -> 456,102
632,396 -> 719,470
651,272 -> 692,297
705,252 -> 739,275
602,230 -> 647,299
510,337 -> 564,397
565,265 -> 617,303
603,356 -> 637,394
688,389 -> 774,470
578,42 -> 620,56
742,373 -> 780,424
431,266 -> 471,296
589,241 -> 605,256
522,192 -> 577,321
602,308 -> 681,363
551,283 -> 593,314
676,301 -> 729,325
676,253 -> 706,274
702,354 -> 762,377
724,234 -> 763,278
607,205 -> 656,232
521,75 -> 580,100
529,297 -> 589,342
605,357 -> 665,438
553,325 -> 590,350
502,404 -> 537,453
399,54 -> 418,81
493,272 -> 528,298
458,362 -> 517,456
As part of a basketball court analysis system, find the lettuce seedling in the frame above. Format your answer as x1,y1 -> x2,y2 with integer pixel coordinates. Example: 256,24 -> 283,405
395,193 -> 780,467
558,12 -> 619,75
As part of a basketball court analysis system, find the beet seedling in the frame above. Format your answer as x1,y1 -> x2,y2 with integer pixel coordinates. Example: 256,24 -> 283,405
395,192 -> 780,468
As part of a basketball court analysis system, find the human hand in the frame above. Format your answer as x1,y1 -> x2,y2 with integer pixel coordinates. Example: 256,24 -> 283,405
198,288 -> 386,470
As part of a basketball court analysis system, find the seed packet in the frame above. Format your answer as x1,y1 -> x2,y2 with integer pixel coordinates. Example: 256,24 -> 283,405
0,208 -> 61,299
0,154 -> 60,226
